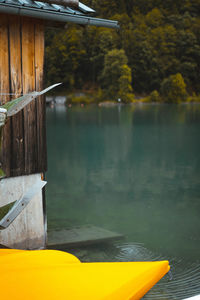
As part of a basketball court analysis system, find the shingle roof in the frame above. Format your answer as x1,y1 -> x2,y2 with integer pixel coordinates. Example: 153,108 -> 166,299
0,0 -> 119,28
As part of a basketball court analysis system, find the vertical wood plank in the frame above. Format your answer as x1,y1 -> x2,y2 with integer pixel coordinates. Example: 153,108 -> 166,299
0,15 -> 10,105
9,15 -> 24,176
34,22 -> 46,248
35,21 -> 47,172
22,17 -> 37,175
0,15 -> 46,177
0,14 -> 11,177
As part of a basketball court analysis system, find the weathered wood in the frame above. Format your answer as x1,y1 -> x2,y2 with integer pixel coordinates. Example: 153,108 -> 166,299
0,15 -> 11,177
47,225 -> 124,249
22,18 -> 37,175
35,22 -> 47,172
9,15 -> 24,176
8,16 -> 22,98
0,174 -> 46,249
0,14 -> 47,177
0,15 -> 10,106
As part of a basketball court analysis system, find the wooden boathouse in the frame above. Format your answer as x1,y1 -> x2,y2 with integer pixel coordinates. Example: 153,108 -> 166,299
0,0 -> 118,249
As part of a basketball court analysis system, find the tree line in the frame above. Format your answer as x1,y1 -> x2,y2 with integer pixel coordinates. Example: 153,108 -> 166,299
45,0 -> 200,103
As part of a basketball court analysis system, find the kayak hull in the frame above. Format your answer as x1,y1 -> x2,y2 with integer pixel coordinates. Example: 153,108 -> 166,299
0,249 -> 170,300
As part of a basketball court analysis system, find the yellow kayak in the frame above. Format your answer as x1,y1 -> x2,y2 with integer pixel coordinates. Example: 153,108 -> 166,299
0,249 -> 170,300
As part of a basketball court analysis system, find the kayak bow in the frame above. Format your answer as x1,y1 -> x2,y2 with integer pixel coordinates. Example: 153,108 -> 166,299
0,249 -> 170,300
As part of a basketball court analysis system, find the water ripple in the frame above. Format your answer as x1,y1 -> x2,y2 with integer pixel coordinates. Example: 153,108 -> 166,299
67,241 -> 200,299
112,242 -> 200,299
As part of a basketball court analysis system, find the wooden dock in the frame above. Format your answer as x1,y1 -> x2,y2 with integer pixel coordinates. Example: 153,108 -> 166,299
47,225 -> 123,249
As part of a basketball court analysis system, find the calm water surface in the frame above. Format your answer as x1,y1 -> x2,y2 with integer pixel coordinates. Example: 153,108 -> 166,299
46,103 -> 200,299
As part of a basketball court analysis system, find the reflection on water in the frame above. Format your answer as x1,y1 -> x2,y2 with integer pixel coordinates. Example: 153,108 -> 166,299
46,103 -> 200,299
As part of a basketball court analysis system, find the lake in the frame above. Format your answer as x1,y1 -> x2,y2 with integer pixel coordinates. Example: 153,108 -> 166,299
46,102 -> 200,299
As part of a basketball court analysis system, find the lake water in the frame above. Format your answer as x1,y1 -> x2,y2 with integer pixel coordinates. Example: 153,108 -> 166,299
46,103 -> 200,299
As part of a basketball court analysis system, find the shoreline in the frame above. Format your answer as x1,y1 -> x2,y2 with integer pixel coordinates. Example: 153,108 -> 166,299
46,95 -> 200,108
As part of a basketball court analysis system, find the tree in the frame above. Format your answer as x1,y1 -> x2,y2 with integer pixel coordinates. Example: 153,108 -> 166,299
44,0 -> 200,95
118,64 -> 134,103
99,49 -> 134,101
148,90 -> 160,102
45,26 -> 86,90
146,8 -> 164,28
160,73 -> 188,102
87,27 -> 117,84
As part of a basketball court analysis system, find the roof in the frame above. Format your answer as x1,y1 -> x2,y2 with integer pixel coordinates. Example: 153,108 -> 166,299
0,0 -> 119,28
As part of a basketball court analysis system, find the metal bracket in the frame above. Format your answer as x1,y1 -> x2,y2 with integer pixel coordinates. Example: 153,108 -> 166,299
0,180 -> 47,230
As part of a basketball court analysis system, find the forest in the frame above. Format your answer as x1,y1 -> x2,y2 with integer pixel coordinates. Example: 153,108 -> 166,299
45,0 -> 200,103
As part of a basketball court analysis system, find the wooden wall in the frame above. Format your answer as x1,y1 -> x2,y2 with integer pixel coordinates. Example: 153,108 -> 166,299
0,14 -> 47,177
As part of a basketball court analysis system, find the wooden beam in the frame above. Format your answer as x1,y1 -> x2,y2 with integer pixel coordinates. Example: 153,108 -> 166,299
35,21 -> 47,172
0,15 -> 11,177
22,17 -> 37,175
9,15 -> 24,176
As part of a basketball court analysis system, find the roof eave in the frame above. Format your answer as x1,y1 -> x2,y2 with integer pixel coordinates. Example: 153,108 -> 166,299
0,4 -> 119,29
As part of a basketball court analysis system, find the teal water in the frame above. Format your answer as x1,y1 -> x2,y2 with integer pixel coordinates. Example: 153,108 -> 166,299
46,103 -> 200,299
